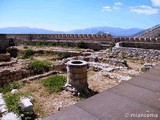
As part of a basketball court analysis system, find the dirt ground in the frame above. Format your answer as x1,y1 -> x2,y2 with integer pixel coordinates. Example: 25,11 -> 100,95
18,59 -> 144,118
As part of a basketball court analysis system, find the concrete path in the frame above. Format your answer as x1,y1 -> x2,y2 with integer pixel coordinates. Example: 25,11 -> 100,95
43,65 -> 160,120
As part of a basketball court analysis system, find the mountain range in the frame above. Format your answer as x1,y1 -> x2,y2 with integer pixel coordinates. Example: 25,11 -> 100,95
0,26 -> 144,36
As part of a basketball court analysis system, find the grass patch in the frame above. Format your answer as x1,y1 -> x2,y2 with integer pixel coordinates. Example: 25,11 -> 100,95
0,81 -> 23,94
57,52 -> 72,60
28,60 -> 52,74
21,49 -> 34,59
35,42 -> 44,48
77,41 -> 88,49
4,92 -> 30,115
41,75 -> 67,93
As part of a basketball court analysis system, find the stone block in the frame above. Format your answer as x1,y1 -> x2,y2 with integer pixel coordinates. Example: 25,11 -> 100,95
0,53 -> 11,62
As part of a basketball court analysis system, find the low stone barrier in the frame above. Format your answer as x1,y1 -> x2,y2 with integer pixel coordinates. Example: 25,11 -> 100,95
112,47 -> 160,61
0,53 -> 11,62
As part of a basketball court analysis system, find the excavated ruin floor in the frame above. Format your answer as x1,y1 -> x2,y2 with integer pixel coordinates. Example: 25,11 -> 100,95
1,45 -> 160,118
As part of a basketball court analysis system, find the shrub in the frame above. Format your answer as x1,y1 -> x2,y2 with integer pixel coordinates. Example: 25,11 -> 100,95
57,52 -> 72,60
77,41 -> 88,49
21,49 -> 34,59
41,75 -> 67,93
0,81 -> 23,93
28,60 -> 52,74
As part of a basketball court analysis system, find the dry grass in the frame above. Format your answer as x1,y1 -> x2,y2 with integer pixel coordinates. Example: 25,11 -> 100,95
19,80 -> 79,117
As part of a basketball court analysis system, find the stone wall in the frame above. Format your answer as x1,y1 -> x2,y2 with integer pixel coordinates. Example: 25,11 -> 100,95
0,34 -> 10,52
0,69 -> 30,87
26,40 -> 103,51
121,42 -> 160,50
114,37 -> 160,43
6,34 -> 112,41
112,47 -> 160,61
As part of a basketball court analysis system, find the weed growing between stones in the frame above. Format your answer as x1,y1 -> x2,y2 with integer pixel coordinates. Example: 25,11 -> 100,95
57,52 -> 72,60
40,75 -> 67,93
21,49 -> 34,59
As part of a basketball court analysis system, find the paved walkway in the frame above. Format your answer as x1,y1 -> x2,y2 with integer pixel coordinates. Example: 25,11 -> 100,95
43,65 -> 160,120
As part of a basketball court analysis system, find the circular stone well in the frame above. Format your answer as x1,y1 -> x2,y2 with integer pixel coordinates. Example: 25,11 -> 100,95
65,60 -> 88,92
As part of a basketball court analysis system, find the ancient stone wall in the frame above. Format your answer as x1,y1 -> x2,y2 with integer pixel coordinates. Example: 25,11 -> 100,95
121,42 -> 160,50
0,34 -> 10,51
0,69 -> 30,87
26,40 -> 103,51
6,34 -> 112,41
112,47 -> 160,61
113,37 -> 160,43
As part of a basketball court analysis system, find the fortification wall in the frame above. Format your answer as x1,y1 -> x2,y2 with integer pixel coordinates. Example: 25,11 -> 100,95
6,34 -> 113,41
113,37 -> 160,43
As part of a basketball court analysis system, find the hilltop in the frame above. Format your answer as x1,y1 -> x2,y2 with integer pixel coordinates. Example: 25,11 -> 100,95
134,24 -> 160,38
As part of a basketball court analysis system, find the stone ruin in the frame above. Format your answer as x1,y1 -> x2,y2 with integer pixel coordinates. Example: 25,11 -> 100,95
65,60 -> 89,95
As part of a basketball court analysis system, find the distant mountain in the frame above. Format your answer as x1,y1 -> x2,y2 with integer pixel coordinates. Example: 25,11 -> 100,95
67,27 -> 143,36
133,24 -> 160,38
0,26 -> 143,36
0,27 -> 64,34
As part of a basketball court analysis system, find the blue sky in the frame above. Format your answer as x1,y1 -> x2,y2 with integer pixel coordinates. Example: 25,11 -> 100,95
0,0 -> 160,31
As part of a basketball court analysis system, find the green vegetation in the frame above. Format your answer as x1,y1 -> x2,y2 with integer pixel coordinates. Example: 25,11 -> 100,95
28,60 -> 52,74
57,52 -> 72,60
4,93 -> 21,114
4,92 -> 30,115
21,49 -> 34,59
77,41 -> 88,49
0,81 -> 23,93
35,42 -> 44,48
41,75 -> 67,93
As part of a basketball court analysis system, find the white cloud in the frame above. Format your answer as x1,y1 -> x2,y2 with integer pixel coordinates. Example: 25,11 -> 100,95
130,5 -> 158,15
102,6 -> 112,12
114,2 -> 123,6
113,2 -> 123,10
151,0 -> 160,7
113,6 -> 120,10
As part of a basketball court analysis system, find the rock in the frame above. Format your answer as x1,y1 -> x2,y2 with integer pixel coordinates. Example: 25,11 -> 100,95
1,112 -> 20,120
118,76 -> 131,81
11,89 -> 19,94
0,53 -> 11,62
141,63 -> 155,72
20,97 -> 34,112
103,67 -> 115,72
0,105 -> 7,114
0,93 -> 5,105
112,47 -> 160,61
101,70 -> 132,81
143,63 -> 155,69
0,93 -> 7,114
